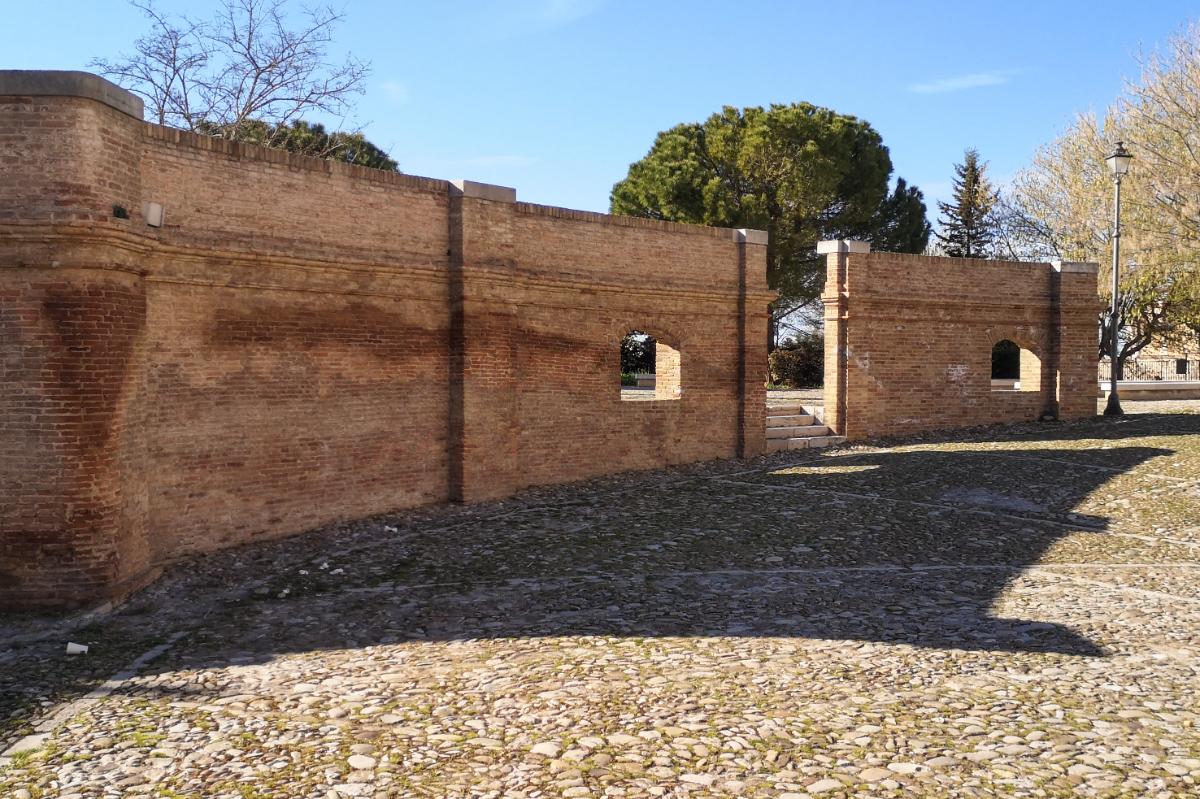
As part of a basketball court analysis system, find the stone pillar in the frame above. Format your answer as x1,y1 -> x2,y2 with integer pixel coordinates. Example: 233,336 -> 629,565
1051,261 -> 1102,420
735,229 -> 769,457
818,239 -> 871,438
447,180 -> 521,503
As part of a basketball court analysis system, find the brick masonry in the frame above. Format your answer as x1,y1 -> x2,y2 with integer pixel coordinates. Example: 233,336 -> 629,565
0,72 -> 771,610
821,242 -> 1100,440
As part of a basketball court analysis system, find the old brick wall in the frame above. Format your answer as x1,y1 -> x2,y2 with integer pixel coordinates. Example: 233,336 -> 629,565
822,245 -> 1099,440
0,72 -> 769,610
0,80 -> 153,608
135,127 -> 455,561
505,205 -> 768,495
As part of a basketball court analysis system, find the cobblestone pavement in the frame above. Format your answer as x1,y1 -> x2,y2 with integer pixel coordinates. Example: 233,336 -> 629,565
4,405 -> 1200,798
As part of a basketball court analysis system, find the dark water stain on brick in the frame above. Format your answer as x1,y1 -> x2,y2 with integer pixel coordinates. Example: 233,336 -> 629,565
16,279 -> 148,598
42,282 -> 144,451
209,302 -> 445,361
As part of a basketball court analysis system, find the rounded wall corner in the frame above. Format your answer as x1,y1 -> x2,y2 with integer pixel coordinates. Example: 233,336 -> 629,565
0,70 -> 144,120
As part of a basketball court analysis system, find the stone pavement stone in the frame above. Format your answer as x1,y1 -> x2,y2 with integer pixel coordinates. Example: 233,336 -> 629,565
3,404 -> 1200,797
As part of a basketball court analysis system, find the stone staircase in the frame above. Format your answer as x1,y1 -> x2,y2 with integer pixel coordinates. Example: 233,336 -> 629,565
765,403 -> 846,453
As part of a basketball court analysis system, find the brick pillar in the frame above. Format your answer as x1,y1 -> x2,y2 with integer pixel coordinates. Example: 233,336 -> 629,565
1,71 -> 154,610
0,268 -> 152,610
448,180 -> 520,503
735,229 -> 769,457
818,239 -> 871,438
1051,261 -> 1102,420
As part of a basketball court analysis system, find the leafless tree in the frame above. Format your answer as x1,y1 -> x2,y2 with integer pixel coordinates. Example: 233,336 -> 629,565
91,0 -> 369,147
990,195 -> 1064,263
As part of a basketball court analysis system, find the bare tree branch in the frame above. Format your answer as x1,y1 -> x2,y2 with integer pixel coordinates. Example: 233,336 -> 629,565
91,0 -> 368,139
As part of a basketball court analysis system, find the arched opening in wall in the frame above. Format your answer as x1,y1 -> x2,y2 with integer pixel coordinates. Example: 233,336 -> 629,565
991,339 -> 1041,392
620,330 -> 681,401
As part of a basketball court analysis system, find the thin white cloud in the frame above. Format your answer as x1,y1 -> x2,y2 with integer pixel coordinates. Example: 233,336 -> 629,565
381,81 -> 409,105
908,71 -> 1011,94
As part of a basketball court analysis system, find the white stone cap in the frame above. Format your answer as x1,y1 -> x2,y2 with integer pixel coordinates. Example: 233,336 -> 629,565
1051,260 -> 1099,274
816,239 -> 871,255
733,228 -> 768,245
451,180 -> 516,203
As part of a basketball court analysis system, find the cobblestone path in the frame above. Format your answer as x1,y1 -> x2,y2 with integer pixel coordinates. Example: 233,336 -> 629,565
3,405 -> 1200,798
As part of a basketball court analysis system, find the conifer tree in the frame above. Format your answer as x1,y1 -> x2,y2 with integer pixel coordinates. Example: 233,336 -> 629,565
936,149 -> 998,258
611,103 -> 929,349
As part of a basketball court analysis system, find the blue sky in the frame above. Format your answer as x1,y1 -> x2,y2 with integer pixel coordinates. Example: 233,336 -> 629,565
7,1 -> 1198,217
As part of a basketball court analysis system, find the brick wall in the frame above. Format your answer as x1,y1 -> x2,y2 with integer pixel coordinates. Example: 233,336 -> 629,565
0,72 -> 770,610
821,245 -> 1100,440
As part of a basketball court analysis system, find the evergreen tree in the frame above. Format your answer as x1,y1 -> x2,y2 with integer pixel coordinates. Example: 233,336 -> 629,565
866,178 -> 932,254
262,121 -> 399,171
195,119 -> 399,171
611,103 -> 929,349
936,149 -> 998,258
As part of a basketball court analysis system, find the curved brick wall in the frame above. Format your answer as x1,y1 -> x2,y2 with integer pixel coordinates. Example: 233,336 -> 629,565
0,72 -> 770,610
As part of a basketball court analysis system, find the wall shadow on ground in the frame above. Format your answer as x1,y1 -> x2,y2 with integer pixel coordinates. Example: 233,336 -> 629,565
4,417 -> 1195,739
5,416 -> 1196,735
188,448 -> 1167,661
108,417 -> 1200,680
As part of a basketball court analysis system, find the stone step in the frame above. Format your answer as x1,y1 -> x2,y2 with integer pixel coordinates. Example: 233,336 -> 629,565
766,424 -> 830,439
765,437 -> 802,453
765,434 -> 846,453
766,414 -> 815,428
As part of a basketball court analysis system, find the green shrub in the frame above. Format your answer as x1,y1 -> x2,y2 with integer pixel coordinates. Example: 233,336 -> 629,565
620,372 -> 638,386
621,332 -> 655,374
769,332 -> 824,387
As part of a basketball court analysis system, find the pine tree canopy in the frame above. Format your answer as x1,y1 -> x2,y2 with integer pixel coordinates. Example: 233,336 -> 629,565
196,119 -> 399,171
609,104 -> 930,318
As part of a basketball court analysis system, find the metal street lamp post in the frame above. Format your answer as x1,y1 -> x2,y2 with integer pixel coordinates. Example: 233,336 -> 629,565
1103,141 -> 1133,417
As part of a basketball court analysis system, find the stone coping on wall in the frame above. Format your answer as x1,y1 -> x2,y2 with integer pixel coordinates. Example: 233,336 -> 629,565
140,123 -> 452,194
833,249 -> 1100,275
0,69 -> 145,119
515,201 -> 765,242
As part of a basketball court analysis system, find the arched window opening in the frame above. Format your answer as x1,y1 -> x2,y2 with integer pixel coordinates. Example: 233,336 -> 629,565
620,330 -> 681,401
991,339 -> 1041,393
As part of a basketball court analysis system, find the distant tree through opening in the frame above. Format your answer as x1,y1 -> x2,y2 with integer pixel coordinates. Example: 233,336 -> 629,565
620,330 -> 681,400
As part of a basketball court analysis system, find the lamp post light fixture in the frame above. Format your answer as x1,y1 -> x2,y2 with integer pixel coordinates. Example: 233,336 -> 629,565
1103,141 -> 1133,417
